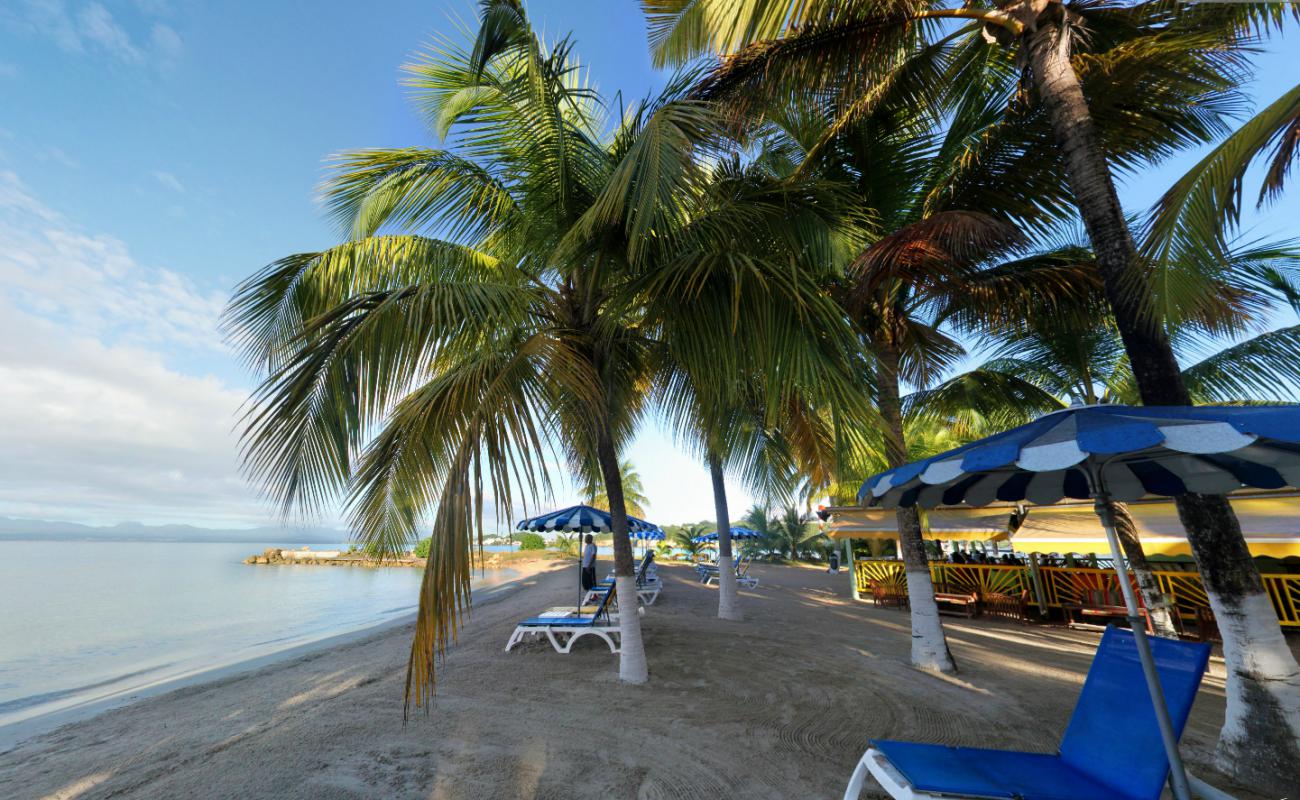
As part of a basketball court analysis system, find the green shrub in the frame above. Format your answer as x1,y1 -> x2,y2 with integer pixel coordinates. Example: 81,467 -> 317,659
414,537 -> 432,558
518,532 -> 546,551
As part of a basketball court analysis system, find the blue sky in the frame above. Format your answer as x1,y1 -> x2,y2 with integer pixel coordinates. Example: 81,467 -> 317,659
0,0 -> 1296,529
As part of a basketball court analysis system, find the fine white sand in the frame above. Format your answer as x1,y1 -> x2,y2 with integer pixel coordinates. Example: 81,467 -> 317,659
0,560 -> 1287,799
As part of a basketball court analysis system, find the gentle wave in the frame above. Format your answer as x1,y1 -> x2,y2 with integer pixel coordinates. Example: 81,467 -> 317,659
0,663 -> 175,715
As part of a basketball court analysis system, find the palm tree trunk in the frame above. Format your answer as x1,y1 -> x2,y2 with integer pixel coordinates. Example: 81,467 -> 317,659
1110,501 -> 1178,638
708,452 -> 744,621
1023,9 -> 1300,787
595,420 -> 648,684
876,342 -> 956,674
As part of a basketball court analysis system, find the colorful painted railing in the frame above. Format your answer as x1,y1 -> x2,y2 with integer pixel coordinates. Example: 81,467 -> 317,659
852,558 -> 1300,628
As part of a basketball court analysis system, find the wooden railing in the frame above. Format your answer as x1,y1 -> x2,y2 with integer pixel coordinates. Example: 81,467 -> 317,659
852,558 -> 1300,628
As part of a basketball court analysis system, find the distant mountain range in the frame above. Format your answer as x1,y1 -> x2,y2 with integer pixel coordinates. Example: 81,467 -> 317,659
0,517 -> 346,544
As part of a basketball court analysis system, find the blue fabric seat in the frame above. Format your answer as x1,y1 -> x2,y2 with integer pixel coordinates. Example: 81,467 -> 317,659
596,551 -> 654,588
519,615 -> 598,627
866,627 -> 1211,800
518,584 -> 615,629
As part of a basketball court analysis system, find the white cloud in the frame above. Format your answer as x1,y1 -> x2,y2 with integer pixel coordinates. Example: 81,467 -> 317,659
0,172 -> 222,351
9,1 -> 182,68
134,0 -> 171,14
0,171 -> 276,526
34,146 -> 78,169
152,169 -> 184,193
150,22 -> 182,64
76,2 -> 141,62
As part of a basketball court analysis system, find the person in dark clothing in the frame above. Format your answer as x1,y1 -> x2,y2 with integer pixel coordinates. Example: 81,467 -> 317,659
580,533 -> 597,591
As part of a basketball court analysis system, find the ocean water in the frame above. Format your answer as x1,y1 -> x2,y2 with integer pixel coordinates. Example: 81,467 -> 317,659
0,540 -> 521,739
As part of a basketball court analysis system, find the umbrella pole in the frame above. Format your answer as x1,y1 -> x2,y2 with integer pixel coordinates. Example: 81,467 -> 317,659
1093,494 -> 1192,800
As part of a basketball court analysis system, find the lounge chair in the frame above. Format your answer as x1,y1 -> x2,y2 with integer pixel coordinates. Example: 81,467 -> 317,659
505,583 -> 620,654
607,551 -> 658,583
589,551 -> 661,606
842,626 -> 1211,800
701,554 -> 758,589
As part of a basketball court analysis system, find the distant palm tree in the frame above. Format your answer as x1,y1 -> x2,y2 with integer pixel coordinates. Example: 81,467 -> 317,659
769,506 -> 824,562
582,459 -> 650,519
674,524 -> 708,561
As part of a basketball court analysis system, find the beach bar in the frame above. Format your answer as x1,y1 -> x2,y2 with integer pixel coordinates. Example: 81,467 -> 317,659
824,493 -> 1300,629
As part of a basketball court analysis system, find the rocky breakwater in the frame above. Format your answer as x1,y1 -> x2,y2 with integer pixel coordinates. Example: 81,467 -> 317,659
244,546 -> 422,567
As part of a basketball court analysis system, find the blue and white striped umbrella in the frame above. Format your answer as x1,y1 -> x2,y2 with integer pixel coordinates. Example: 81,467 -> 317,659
516,504 -> 659,534
692,526 -> 764,543
858,403 -> 1300,797
860,405 -> 1300,510
637,527 -> 666,542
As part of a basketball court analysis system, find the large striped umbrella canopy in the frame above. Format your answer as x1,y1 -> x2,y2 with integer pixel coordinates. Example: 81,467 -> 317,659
861,405 -> 1300,509
858,404 -> 1300,799
516,504 -> 659,534
692,526 -> 764,543
638,527 -> 666,542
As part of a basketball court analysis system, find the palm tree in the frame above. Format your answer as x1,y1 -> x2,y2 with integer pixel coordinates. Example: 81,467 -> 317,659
771,505 -> 825,561
224,1 -> 852,698
1147,81 -> 1300,268
644,3 -> 1300,783
582,459 -> 650,519
674,524 -> 709,561
644,149 -> 870,623
740,97 -> 1096,674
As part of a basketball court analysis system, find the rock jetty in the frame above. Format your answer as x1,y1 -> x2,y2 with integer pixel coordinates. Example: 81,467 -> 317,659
244,546 -> 422,567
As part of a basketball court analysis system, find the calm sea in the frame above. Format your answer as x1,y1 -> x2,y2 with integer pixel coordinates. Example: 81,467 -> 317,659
0,540 -> 523,743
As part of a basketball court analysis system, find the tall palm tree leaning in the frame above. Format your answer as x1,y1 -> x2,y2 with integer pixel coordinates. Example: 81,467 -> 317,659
226,0 -> 857,699
644,1 -> 1300,785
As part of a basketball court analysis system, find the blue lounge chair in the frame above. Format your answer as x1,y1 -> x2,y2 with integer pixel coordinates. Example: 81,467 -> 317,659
589,551 -> 660,605
505,583 -> 620,654
844,627 -> 1211,800
701,553 -> 759,588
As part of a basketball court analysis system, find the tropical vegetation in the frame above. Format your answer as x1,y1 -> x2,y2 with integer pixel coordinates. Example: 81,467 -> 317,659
223,0 -> 1300,790
582,459 -> 651,519
516,532 -> 547,551
643,0 -> 1300,787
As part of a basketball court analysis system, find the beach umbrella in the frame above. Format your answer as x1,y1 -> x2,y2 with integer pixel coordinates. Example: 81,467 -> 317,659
691,526 -> 763,543
516,504 -> 660,613
859,404 -> 1300,800
635,526 -> 665,558
516,504 -> 659,534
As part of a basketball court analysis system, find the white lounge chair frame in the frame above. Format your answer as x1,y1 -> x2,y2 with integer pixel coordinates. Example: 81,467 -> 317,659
504,621 -> 620,654
701,556 -> 759,589
843,748 -> 945,800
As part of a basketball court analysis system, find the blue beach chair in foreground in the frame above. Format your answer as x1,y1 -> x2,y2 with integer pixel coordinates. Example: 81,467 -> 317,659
505,583 -> 621,654
844,627 -> 1211,800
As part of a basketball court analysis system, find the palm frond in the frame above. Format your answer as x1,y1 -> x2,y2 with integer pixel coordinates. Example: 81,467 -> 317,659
1143,83 -> 1300,263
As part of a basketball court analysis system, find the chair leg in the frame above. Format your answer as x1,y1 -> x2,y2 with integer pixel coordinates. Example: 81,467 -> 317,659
545,628 -> 568,653
853,747 -> 935,800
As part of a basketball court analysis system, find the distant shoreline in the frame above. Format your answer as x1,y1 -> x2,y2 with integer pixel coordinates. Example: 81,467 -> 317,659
0,561 -> 547,753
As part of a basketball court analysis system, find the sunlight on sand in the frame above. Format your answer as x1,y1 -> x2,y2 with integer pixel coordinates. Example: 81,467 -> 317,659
39,771 -> 113,800
277,668 -> 373,710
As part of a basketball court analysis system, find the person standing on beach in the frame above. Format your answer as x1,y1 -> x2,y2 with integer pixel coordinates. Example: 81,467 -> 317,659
580,534 -> 597,591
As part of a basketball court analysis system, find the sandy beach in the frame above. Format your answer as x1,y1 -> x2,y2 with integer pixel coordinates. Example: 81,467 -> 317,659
0,560 -> 1288,800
